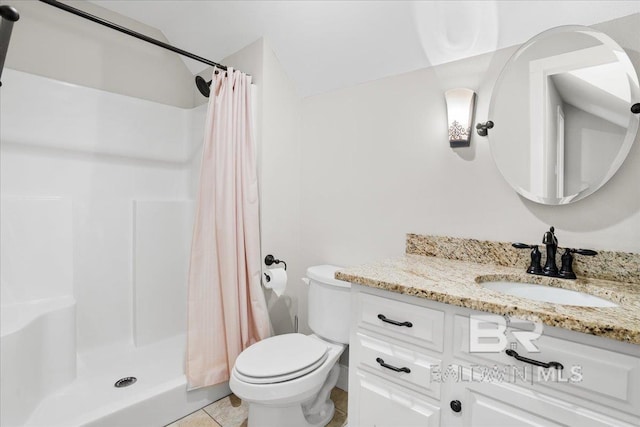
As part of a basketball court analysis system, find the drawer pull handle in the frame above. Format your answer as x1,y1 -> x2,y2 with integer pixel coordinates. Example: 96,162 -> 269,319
376,357 -> 411,373
377,314 -> 413,328
506,349 -> 563,370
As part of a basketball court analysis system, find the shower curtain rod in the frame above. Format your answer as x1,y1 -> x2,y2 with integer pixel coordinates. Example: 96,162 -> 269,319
39,0 -> 229,71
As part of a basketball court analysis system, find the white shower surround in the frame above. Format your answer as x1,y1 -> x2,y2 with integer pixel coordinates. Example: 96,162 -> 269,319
1,296 -> 76,426
0,69 -> 229,426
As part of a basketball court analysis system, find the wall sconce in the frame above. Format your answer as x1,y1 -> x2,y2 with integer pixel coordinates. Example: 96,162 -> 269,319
445,88 -> 477,147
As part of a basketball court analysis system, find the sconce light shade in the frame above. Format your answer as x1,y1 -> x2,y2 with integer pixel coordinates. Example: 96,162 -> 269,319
445,88 -> 477,147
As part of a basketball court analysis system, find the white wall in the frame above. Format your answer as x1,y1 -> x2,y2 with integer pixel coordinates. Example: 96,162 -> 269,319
2,0 -> 195,108
0,70 -> 200,352
298,14 -> 640,332
259,41 -> 303,334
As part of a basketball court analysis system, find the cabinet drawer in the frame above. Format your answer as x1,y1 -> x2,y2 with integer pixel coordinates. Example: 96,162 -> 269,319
452,314 -> 640,416
354,331 -> 441,399
352,368 -> 440,427
357,292 -> 444,352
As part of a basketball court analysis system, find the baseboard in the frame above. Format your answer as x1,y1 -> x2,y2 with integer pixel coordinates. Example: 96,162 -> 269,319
336,363 -> 349,392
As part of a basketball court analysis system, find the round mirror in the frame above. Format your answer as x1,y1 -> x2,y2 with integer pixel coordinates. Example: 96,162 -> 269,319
489,26 -> 639,205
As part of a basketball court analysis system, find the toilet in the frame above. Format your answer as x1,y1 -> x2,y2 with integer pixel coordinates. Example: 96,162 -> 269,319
229,265 -> 351,427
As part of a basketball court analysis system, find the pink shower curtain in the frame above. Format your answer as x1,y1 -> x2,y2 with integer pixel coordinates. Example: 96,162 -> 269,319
187,68 -> 271,389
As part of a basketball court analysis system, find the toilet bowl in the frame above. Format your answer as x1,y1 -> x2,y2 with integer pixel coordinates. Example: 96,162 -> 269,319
229,265 -> 351,427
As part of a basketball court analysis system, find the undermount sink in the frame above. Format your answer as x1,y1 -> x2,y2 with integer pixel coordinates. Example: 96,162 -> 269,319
480,280 -> 617,308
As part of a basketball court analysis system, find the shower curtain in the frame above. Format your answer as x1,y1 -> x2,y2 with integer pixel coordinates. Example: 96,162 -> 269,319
187,68 -> 270,389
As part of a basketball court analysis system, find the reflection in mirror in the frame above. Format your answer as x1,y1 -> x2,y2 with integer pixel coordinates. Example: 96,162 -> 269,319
489,26 -> 639,205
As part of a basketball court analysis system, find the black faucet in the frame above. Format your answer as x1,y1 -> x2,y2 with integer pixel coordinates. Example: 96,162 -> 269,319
513,226 -> 597,280
542,226 -> 558,276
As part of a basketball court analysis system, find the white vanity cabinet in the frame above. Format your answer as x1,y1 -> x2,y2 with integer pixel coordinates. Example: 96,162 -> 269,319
348,284 -> 640,427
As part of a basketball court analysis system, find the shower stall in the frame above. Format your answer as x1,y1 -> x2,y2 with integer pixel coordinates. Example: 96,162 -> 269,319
0,66 -> 229,426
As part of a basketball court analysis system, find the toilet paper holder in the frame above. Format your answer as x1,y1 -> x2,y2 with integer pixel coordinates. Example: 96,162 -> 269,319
264,254 -> 287,270
262,257 -> 288,297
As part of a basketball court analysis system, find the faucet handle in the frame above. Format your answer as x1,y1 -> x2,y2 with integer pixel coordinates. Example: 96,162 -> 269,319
559,248 -> 597,279
512,243 -> 543,275
512,243 -> 536,249
571,248 -> 597,256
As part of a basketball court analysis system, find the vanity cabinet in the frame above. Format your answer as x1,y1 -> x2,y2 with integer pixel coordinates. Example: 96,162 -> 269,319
348,285 -> 640,427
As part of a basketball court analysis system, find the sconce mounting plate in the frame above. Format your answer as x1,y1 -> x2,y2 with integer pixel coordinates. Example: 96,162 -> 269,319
476,121 -> 494,136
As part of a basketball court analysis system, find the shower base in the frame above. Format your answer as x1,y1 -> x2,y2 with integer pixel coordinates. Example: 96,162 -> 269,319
24,334 -> 229,427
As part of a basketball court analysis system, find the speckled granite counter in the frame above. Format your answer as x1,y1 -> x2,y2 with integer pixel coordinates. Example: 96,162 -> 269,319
336,254 -> 640,344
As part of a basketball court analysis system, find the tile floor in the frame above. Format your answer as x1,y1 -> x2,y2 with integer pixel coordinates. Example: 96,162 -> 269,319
166,387 -> 348,427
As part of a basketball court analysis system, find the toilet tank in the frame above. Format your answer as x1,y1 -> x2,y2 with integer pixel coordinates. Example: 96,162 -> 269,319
306,265 -> 351,344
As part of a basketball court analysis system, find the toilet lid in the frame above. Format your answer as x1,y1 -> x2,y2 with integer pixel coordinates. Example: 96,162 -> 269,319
234,333 -> 328,383
306,265 -> 351,288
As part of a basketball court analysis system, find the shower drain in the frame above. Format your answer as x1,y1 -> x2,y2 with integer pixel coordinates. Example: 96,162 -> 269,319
114,377 -> 137,388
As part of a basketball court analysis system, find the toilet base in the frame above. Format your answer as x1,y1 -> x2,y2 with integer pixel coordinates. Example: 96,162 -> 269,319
245,364 -> 341,427
247,401 -> 334,427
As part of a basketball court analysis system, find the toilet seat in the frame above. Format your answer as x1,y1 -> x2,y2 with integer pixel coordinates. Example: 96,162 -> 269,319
234,333 -> 328,384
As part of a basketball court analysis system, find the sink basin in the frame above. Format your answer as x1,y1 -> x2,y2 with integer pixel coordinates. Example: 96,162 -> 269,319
480,281 -> 617,307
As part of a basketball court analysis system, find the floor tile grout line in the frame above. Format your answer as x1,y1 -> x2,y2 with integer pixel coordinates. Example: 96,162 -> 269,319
202,408 -> 218,422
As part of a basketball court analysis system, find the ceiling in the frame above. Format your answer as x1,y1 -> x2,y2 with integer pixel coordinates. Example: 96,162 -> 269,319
90,1 -> 640,97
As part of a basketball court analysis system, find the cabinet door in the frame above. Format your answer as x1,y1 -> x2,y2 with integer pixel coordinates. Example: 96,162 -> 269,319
452,314 -> 640,416
351,369 -> 440,427
446,368 -> 637,427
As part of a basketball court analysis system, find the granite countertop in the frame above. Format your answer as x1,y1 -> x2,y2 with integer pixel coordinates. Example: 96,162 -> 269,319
336,254 -> 640,344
